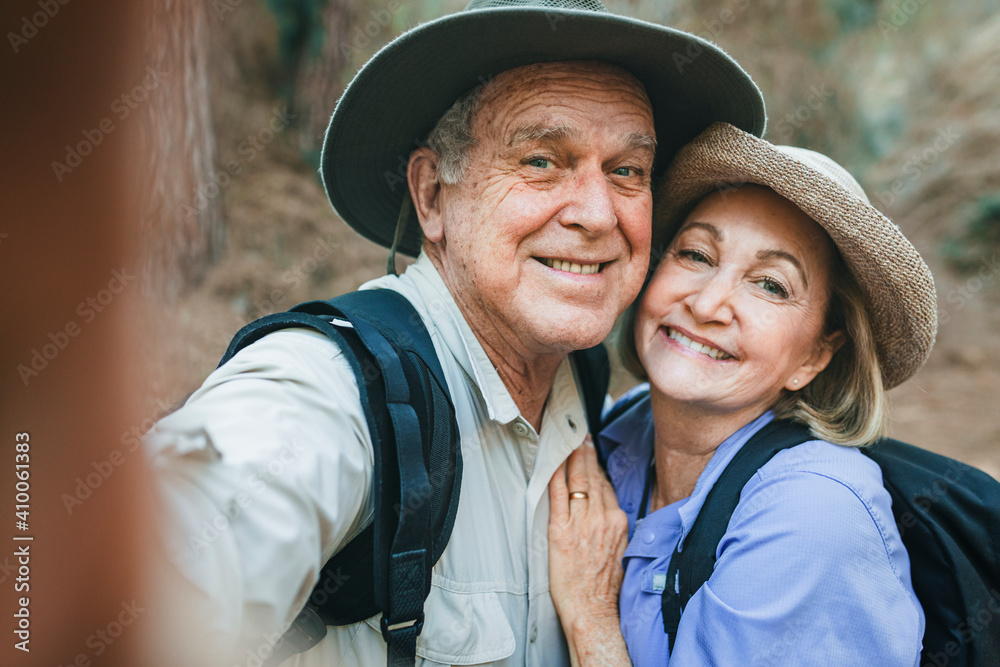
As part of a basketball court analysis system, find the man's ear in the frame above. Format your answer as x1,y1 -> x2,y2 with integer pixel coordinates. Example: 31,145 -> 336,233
409,147 -> 444,243
785,329 -> 846,391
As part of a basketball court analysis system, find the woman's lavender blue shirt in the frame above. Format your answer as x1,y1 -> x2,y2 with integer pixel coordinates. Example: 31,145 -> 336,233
597,385 -> 924,667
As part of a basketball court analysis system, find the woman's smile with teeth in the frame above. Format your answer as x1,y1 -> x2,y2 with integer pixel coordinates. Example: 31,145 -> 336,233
539,257 -> 602,275
667,327 -> 732,360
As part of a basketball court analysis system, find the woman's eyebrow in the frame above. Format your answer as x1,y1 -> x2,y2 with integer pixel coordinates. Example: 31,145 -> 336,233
757,248 -> 808,288
679,221 -> 723,241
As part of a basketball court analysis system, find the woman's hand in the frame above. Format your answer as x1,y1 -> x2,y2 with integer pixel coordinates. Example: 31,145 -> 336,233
549,436 -> 632,665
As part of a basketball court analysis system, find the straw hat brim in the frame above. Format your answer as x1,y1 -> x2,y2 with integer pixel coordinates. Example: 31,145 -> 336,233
320,6 -> 766,257
653,122 -> 937,389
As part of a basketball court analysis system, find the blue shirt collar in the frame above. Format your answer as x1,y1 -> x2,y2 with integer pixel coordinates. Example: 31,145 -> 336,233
599,389 -> 776,544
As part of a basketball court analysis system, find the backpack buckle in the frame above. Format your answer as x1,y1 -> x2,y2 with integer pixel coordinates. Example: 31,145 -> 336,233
284,606 -> 328,653
380,610 -> 425,640
261,606 -> 327,667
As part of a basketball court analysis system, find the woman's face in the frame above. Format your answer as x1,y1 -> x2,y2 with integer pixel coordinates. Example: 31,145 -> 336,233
636,185 -> 843,418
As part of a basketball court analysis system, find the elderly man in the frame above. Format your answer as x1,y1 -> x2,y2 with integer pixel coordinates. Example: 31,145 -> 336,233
149,1 -> 764,666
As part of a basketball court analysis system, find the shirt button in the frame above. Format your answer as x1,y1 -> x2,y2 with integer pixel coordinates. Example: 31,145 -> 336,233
642,530 -> 655,545
625,502 -> 635,513
530,624 -> 538,643
513,421 -> 529,437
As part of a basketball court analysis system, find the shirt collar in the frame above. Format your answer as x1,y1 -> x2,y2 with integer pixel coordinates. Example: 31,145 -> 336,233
366,251 -> 550,427
386,253 -> 587,491
598,383 -> 655,481
600,392 -> 776,542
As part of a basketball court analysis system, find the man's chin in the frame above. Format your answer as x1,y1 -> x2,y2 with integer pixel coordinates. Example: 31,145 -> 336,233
519,304 -> 618,353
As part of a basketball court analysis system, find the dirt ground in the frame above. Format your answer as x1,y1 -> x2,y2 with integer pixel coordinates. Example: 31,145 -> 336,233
142,131 -> 1000,481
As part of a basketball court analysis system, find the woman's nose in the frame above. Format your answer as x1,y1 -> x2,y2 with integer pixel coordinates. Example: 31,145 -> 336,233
685,273 -> 734,325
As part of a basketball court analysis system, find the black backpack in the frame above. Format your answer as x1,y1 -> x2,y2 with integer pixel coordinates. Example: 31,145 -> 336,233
603,388 -> 1000,666
217,289 -> 610,667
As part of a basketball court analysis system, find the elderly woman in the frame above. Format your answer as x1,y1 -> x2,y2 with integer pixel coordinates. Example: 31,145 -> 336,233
547,122 -> 936,666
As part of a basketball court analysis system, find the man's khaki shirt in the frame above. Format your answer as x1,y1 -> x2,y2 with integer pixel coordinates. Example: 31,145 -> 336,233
149,252 -> 588,666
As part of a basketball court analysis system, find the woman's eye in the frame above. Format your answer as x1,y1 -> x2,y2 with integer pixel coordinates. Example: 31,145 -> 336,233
756,277 -> 788,298
528,157 -> 551,168
678,249 -> 709,263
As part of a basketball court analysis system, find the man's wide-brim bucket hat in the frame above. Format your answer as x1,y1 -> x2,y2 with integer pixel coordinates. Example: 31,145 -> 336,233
320,0 -> 767,258
653,122 -> 937,389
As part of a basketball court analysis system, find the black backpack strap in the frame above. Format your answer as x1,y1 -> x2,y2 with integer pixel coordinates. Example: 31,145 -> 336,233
324,295 -> 432,665
306,291 -> 459,667
571,344 -> 609,437
661,419 -> 812,652
295,291 -> 450,394
218,310 -> 352,368
571,344 -> 610,468
220,290 -> 459,667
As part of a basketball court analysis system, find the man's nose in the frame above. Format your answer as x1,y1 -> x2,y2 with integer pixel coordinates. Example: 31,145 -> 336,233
557,163 -> 617,234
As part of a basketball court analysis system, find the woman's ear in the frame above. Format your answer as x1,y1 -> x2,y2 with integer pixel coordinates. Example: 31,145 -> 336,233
408,147 -> 444,243
786,330 -> 846,391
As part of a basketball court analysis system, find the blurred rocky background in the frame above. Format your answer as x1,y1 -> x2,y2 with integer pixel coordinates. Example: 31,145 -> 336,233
140,0 -> 1000,476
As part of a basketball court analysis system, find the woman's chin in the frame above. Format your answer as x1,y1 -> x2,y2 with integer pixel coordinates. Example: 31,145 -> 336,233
645,359 -> 733,404
647,379 -> 726,411
647,371 -> 783,420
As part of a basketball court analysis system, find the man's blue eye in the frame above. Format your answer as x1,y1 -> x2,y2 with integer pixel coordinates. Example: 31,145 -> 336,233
613,167 -> 633,176
528,158 -> 551,168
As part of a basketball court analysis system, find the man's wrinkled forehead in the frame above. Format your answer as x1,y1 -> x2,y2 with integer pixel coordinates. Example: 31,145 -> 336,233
475,60 -> 655,145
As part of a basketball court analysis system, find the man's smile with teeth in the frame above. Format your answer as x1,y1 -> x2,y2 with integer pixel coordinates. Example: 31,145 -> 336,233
537,257 -> 603,275
667,327 -> 733,360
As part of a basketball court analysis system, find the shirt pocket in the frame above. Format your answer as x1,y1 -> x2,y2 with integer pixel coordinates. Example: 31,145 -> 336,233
365,585 -> 516,666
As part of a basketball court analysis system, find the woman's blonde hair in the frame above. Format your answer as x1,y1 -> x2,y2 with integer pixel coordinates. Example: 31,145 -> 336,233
618,191 -> 890,448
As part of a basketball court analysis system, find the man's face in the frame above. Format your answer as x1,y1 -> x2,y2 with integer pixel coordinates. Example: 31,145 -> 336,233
419,61 -> 656,357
